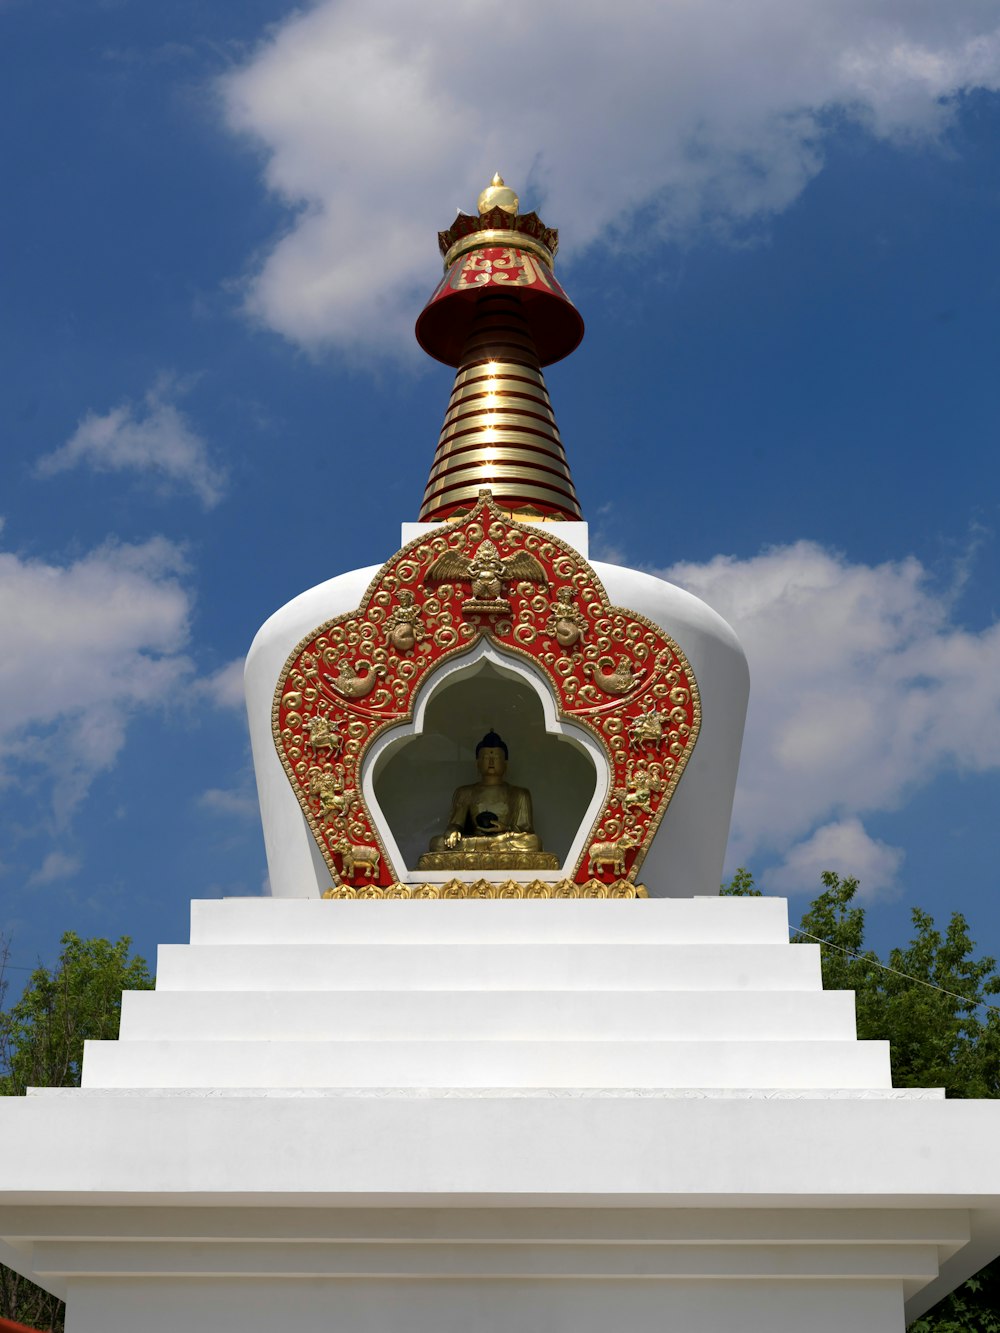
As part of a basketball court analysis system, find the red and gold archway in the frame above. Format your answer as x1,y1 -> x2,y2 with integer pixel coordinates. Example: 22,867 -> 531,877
273,493 -> 700,893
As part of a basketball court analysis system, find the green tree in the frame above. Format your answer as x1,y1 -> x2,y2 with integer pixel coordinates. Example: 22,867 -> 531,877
0,932 -> 154,1330
0,932 -> 153,1097
724,868 -> 1000,1329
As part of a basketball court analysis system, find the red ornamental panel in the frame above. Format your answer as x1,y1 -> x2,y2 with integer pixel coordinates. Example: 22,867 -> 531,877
273,494 -> 701,889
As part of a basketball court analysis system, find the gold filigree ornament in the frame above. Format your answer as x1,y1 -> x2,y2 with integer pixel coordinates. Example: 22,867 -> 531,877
322,879 -> 650,900
273,491 -> 701,893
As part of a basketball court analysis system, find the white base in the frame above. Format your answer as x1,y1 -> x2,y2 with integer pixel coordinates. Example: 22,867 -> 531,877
2,896 -> 999,1333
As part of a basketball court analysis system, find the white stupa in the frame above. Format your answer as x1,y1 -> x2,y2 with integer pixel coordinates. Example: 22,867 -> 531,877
1,175 -> 999,1333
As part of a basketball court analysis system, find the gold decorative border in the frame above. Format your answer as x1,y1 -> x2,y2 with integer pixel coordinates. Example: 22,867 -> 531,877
323,879 -> 649,900
442,230 -> 555,271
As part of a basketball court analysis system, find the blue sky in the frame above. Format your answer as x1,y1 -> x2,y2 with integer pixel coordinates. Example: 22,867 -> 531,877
2,0 -> 999,978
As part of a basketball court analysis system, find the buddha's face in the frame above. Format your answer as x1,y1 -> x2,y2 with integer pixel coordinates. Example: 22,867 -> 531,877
476,746 -> 507,781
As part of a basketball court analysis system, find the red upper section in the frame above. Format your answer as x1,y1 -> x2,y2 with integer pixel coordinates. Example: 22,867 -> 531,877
416,245 -> 584,368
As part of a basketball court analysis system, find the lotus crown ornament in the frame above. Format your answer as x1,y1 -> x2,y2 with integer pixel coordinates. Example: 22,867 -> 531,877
436,171 -> 561,274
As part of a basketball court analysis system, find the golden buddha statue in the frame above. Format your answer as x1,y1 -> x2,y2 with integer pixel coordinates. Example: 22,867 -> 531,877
417,731 -> 559,872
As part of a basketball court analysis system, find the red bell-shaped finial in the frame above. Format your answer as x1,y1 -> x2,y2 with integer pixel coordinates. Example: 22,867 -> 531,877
415,174 -> 584,369
415,176 -> 586,523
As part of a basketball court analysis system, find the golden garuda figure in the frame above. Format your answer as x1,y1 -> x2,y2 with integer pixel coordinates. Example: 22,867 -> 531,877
425,540 -> 546,612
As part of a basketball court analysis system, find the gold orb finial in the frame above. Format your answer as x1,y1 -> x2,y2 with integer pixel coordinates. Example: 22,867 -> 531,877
478,172 -> 519,216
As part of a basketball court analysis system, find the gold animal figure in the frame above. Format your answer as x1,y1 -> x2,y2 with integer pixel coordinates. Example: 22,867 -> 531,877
308,765 -> 351,824
621,766 -> 664,815
629,707 -> 665,750
325,659 -> 385,700
587,830 -> 641,878
587,657 -> 640,696
331,837 -> 381,881
302,713 -> 343,755
425,540 -> 547,601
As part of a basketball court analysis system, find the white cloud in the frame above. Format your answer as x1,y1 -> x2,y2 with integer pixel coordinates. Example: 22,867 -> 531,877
664,541 -> 1000,899
197,658 -> 246,711
28,851 -> 81,887
764,819 -> 904,901
199,786 -> 259,820
0,535 -> 194,823
221,0 -> 1000,355
36,376 -> 227,508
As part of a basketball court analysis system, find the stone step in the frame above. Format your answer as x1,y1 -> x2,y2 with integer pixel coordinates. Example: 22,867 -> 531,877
80,1037 -> 891,1091
188,897 -> 791,946
118,988 -> 858,1043
154,942 -> 821,993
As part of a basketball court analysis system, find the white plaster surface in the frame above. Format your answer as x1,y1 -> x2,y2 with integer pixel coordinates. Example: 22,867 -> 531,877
80,1037 -> 891,1090
118,987 -> 860,1042
59,1274 -> 906,1333
246,564 -> 380,899
245,531 -> 749,899
8,1092 -> 1000,1202
1,1203 -> 974,1331
3,895 -> 1000,1332
188,895 -> 791,944
593,560 -> 748,898
152,939 -> 821,991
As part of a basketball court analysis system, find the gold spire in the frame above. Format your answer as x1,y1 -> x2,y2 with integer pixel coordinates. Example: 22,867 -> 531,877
415,177 -> 585,522
418,290 -> 582,522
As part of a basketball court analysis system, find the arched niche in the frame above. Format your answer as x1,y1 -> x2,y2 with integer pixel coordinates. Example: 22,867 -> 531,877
362,640 -> 609,881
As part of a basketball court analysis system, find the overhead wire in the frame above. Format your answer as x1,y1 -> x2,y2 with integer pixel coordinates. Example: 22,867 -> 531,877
790,924 -> 1000,1015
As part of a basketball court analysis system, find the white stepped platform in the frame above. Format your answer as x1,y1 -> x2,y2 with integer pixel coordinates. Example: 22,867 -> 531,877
84,897 -> 884,1092
186,896 -> 790,944
81,1037 -> 891,1090
3,895 -> 1000,1333
118,987 -> 860,1041
154,939 -> 821,991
